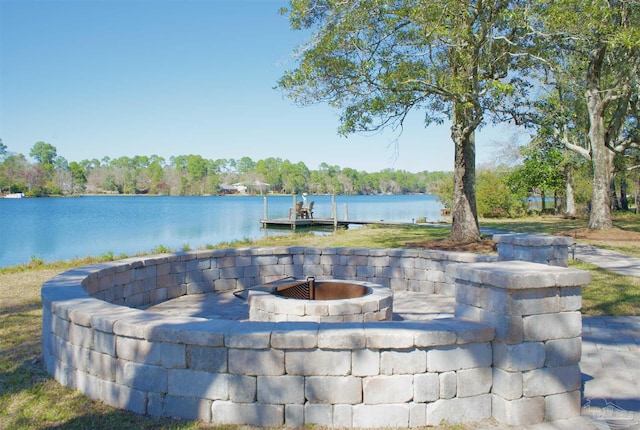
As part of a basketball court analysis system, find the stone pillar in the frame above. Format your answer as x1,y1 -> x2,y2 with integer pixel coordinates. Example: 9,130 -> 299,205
493,233 -> 574,267
449,260 -> 591,426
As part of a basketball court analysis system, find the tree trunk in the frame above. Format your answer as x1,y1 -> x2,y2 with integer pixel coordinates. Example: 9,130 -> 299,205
586,46 -> 614,230
620,176 -> 629,211
586,95 -> 615,229
565,165 -> 576,218
610,177 -> 620,210
449,105 -> 481,242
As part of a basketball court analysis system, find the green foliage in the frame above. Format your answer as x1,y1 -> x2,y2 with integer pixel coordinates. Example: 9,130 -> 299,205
29,141 -> 57,165
507,144 -> 566,212
429,172 -> 454,209
151,245 -> 173,254
476,169 -> 521,218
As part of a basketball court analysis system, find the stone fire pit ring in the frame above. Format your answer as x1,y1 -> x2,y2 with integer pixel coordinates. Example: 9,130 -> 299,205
247,279 -> 394,322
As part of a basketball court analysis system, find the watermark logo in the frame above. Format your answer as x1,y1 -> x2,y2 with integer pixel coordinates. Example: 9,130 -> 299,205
584,398 -> 639,429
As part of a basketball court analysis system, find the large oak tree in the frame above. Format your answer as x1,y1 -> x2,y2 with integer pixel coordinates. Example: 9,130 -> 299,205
529,0 -> 640,229
277,0 -> 527,242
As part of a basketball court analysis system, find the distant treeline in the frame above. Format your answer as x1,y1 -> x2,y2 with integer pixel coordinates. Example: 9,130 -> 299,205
0,141 -> 448,196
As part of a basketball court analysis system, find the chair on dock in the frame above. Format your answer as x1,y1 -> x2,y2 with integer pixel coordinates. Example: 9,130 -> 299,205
302,201 -> 314,219
290,201 -> 303,219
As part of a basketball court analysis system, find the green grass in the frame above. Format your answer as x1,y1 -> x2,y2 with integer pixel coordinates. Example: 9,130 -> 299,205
1,215 -> 640,428
574,260 -> 640,316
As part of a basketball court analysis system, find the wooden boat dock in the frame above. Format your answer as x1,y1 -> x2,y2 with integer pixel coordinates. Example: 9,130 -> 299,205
259,195 -> 421,230
260,217 -> 412,229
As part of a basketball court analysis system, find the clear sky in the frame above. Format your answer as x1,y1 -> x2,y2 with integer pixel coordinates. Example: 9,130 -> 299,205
0,0 -> 517,173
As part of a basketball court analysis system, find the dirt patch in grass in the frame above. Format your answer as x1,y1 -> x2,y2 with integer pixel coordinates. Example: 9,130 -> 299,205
405,237 -> 497,253
557,226 -> 640,242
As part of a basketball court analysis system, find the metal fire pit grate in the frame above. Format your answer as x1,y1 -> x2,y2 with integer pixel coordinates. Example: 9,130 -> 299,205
275,277 -> 315,300
233,276 -> 317,300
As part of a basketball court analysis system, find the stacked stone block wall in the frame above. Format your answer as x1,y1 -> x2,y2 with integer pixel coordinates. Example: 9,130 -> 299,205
42,238 -> 589,427
82,247 -> 495,309
450,260 -> 590,425
494,233 -> 573,267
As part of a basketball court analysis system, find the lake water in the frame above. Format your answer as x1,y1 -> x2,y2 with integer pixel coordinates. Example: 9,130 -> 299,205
0,194 -> 443,268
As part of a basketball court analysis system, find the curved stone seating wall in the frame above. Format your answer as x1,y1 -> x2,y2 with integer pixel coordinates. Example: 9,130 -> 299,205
82,247 -> 495,309
42,237 -> 588,427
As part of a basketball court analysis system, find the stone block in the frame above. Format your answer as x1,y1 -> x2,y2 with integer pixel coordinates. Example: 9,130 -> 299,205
75,370 -> 102,401
305,376 -> 362,404
488,311 -> 524,344
352,404 -> 410,428
455,366 -> 492,398
228,349 -> 284,376
363,375 -> 413,404
270,324 -> 318,349
304,403 -> 333,426
523,365 -> 581,397
380,349 -> 426,375
545,390 -> 581,421
560,286 -> 582,311
101,380 -> 147,415
214,278 -> 237,292
492,394 -> 545,426
369,255 -> 390,267
119,361 -> 167,392
523,311 -> 581,341
168,369 -> 228,399
409,403 -> 427,427
225,326 -> 271,348
116,337 -> 159,364
258,375 -> 304,404
68,323 -> 93,349
492,368 -> 523,400
318,324 -> 366,349
212,401 -> 282,426
186,345 -> 227,372
52,316 -> 70,341
86,349 -> 116,380
164,395 -> 211,423
426,343 -> 492,372
493,341 -> 545,371
414,372 -> 439,402
508,288 -> 560,316
49,356 -> 75,388
169,261 -> 187,274
545,337 -> 581,367
352,348 -> 380,376
439,371 -> 456,399
456,280 -> 488,308
286,349 -> 350,376
333,404 -> 353,427
285,404 -> 304,427
149,288 -> 168,304
202,268 -> 220,281
147,392 -> 163,417
228,374 -> 256,402
186,281 -> 207,295
426,395 -> 492,425
365,324 -> 415,349
180,321 -> 226,346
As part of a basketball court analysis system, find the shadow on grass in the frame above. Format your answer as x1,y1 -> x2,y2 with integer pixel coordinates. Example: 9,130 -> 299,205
1,359 -> 201,430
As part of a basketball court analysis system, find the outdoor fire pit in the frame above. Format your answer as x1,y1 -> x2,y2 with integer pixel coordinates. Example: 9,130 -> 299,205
246,277 -> 393,322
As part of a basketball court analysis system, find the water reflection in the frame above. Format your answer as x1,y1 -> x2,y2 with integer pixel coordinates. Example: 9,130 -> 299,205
0,194 -> 442,268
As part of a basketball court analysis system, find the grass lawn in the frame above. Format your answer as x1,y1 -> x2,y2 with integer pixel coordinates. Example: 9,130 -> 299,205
1,214 -> 639,429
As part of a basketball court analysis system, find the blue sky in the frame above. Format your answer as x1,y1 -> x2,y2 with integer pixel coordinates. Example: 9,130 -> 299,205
0,0 -> 516,173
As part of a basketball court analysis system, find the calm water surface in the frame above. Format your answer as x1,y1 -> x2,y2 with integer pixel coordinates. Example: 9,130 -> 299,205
0,194 -> 443,268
